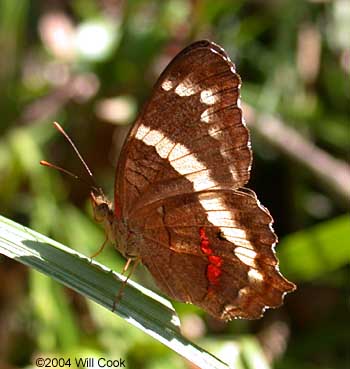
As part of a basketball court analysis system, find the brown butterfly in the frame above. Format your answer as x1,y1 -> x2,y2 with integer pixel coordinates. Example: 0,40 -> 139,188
43,40 -> 295,320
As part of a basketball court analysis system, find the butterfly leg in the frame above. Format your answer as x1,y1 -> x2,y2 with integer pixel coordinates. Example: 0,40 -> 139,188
112,257 -> 141,311
121,257 -> 132,275
89,235 -> 108,259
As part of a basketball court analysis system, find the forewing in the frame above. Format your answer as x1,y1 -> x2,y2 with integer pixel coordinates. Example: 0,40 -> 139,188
128,189 -> 295,320
115,41 -> 251,217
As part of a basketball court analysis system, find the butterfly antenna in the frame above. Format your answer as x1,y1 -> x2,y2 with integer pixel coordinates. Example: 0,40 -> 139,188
53,122 -> 97,182
40,160 -> 98,191
40,122 -> 101,193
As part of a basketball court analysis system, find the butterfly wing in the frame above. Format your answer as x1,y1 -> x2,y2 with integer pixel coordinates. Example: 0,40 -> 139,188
113,40 -> 295,319
128,188 -> 295,320
114,40 -> 251,217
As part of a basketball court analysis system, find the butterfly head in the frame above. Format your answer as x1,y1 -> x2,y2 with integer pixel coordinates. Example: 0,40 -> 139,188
90,188 -> 114,224
90,187 -> 119,249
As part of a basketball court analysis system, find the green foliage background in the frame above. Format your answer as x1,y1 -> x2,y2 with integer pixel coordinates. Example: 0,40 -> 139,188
0,1 -> 349,368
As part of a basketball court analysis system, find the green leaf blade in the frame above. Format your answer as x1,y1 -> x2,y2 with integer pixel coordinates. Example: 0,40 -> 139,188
0,215 -> 229,369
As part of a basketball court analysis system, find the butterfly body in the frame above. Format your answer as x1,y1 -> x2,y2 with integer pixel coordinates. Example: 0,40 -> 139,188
89,40 -> 295,320
90,190 -> 128,258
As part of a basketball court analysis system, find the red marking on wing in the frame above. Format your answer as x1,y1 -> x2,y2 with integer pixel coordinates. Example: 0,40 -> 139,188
199,227 -> 222,286
199,228 -> 212,255
207,264 -> 221,284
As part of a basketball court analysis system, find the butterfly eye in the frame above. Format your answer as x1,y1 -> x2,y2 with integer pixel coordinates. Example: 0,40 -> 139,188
94,203 -> 110,223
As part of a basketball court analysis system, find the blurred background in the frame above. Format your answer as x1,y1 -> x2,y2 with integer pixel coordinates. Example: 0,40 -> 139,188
0,1 -> 349,368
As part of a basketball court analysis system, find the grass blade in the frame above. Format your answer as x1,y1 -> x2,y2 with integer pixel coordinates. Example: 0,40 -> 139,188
0,215 -> 229,369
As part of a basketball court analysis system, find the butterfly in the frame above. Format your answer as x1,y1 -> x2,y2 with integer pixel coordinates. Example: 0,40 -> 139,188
43,40 -> 295,320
